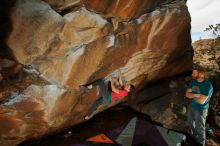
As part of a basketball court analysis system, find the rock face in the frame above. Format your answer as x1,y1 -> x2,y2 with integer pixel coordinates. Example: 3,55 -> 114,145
130,77 -> 189,133
0,0 -> 192,145
44,0 -> 174,20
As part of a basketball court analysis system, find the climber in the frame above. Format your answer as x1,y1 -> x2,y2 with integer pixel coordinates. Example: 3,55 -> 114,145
80,70 -> 132,120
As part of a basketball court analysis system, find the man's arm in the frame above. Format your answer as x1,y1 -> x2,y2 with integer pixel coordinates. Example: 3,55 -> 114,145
185,88 -> 196,99
193,94 -> 208,104
110,76 -> 119,93
185,88 -> 209,104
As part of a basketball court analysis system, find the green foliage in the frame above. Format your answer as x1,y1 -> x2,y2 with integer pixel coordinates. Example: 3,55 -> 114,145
204,23 -> 220,37
205,66 -> 214,72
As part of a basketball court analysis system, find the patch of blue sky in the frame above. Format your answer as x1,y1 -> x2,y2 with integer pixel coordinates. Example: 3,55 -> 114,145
191,31 -> 213,42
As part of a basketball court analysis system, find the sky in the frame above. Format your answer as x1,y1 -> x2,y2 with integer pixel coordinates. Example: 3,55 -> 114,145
187,0 -> 220,42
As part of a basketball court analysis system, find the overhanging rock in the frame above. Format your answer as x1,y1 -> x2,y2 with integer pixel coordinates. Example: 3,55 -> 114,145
0,0 -> 192,145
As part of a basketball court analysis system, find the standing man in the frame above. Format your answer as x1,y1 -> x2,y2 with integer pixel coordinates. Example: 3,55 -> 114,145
185,67 -> 213,146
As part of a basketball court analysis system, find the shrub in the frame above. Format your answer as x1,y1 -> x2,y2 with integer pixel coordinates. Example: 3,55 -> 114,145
210,72 -> 220,93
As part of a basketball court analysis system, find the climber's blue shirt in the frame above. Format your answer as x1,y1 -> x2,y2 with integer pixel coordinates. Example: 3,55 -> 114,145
188,79 -> 213,110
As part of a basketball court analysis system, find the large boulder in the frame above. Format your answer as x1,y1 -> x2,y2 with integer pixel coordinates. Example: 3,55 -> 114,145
43,0 -> 174,21
0,0 -> 192,145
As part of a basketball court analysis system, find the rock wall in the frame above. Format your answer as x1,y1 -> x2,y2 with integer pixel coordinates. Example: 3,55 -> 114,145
130,76 -> 189,133
0,0 -> 192,145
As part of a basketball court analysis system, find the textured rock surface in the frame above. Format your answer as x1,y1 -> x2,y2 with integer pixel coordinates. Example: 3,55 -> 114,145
0,0 -> 192,145
43,0 -> 81,12
43,0 -> 174,20
81,0 -> 174,21
130,78 -> 189,132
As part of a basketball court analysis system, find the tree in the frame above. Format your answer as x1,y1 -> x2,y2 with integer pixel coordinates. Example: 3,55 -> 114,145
204,23 -> 220,38
204,23 -> 220,68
